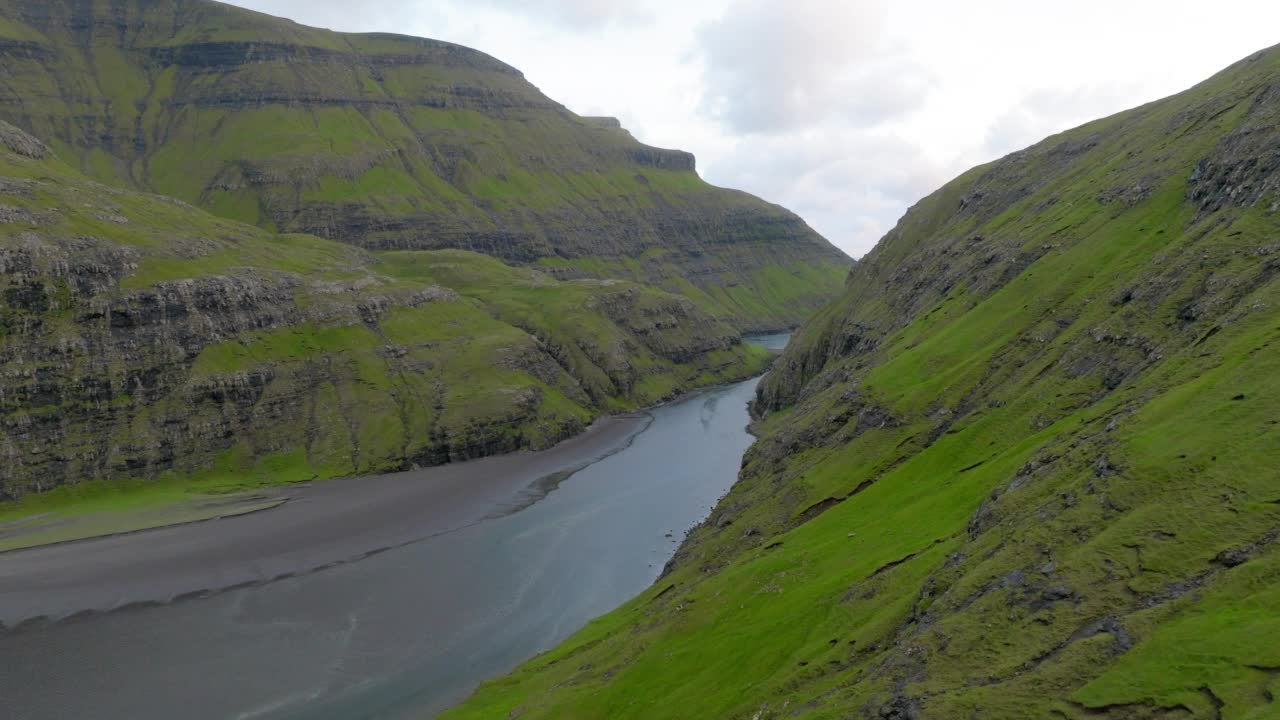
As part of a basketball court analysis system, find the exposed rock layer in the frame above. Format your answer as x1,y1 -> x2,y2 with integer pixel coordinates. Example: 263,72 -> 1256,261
0,0 -> 850,331
0,120 -> 767,499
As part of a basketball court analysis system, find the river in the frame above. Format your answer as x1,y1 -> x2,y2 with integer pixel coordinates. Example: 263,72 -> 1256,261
0,336 -> 786,719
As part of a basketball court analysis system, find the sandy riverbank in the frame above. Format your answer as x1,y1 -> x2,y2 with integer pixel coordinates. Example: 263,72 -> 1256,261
0,414 -> 651,629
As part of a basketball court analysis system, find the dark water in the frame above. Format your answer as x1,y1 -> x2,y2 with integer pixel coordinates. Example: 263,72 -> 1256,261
0,365 -> 781,719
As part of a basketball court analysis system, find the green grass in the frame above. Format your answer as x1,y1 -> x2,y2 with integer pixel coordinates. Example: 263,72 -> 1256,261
122,233 -> 367,289
0,473 -> 251,526
302,166 -> 424,205
536,254 -> 848,332
0,445 -> 313,551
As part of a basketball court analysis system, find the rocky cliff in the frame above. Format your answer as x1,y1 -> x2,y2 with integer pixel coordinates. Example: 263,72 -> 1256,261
0,0 -> 850,332
0,120 -> 770,500
443,46 -> 1280,719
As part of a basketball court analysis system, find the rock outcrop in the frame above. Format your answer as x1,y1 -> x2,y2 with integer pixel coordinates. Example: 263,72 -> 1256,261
0,124 -> 768,499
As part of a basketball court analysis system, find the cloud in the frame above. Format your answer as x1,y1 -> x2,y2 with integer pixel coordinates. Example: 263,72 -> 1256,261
467,0 -> 653,29
702,130 -> 949,257
689,0 -> 944,255
227,0 -> 426,32
695,0 -> 933,134
981,84 -> 1142,158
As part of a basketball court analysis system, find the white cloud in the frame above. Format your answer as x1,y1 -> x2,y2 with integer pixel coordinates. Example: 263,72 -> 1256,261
695,0 -> 930,134
226,0 -> 428,32
702,130 -> 950,254
981,84 -> 1144,158
469,0 -> 653,29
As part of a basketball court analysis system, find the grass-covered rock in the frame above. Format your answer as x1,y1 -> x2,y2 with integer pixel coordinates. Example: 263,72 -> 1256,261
0,0 -> 849,332
442,45 -> 1280,720
0,120 -> 770,502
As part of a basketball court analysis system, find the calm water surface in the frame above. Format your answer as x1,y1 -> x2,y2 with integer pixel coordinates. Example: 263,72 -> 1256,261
1,335 -> 786,720
745,332 -> 792,351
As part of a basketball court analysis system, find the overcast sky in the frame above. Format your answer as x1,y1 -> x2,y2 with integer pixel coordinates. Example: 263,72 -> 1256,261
227,0 -> 1280,258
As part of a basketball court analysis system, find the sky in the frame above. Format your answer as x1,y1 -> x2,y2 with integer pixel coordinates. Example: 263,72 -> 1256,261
226,0 -> 1280,258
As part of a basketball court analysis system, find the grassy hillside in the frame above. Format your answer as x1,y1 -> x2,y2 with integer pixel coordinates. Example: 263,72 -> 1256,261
442,46 -> 1280,719
0,119 -> 770,502
0,0 -> 849,331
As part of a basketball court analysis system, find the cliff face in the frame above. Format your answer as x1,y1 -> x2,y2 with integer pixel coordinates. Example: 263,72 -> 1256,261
0,120 -> 770,500
0,0 -> 849,331
443,47 -> 1280,719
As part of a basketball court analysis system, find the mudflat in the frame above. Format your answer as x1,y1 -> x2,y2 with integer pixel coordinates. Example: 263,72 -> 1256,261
0,414 -> 650,629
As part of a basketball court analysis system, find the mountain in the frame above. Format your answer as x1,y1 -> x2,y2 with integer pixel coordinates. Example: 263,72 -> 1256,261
0,0 -> 849,332
442,46 -> 1280,719
0,118 -> 771,500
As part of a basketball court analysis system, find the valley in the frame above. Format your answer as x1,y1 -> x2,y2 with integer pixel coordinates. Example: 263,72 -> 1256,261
441,44 -> 1280,720
1,2 -> 1277,719
0,372 -> 771,720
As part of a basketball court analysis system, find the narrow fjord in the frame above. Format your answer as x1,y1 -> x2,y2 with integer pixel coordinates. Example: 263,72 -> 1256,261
3,2 -> 1279,720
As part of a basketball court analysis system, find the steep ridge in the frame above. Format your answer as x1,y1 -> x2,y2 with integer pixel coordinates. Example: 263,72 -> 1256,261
0,119 -> 770,500
443,46 -> 1280,719
0,0 -> 850,331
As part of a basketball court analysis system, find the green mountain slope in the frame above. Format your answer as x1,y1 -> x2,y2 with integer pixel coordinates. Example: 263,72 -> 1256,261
443,47 -> 1280,719
0,0 -> 849,332
0,119 -> 770,501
